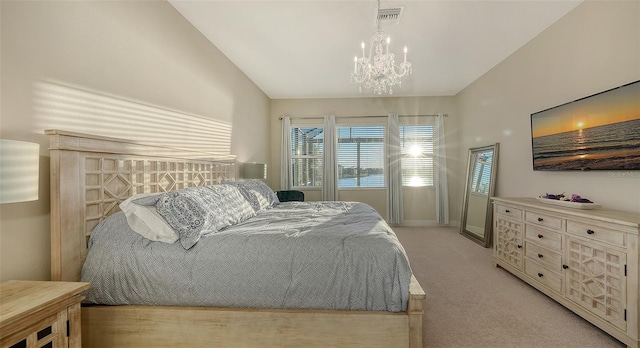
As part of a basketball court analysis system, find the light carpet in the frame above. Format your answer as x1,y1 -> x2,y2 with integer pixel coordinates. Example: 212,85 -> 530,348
393,226 -> 625,348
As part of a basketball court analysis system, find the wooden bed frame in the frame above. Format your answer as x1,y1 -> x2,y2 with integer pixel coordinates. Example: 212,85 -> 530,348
47,129 -> 426,348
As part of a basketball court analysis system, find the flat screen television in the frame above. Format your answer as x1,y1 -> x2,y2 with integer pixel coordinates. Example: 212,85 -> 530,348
531,80 -> 640,171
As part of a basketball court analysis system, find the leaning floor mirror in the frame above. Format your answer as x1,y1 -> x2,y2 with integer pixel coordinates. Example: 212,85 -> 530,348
460,143 -> 499,247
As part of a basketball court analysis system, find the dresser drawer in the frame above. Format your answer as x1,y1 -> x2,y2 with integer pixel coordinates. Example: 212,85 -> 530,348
524,259 -> 563,294
525,211 -> 564,231
566,220 -> 625,247
496,205 -> 523,220
525,224 -> 562,250
525,242 -> 562,272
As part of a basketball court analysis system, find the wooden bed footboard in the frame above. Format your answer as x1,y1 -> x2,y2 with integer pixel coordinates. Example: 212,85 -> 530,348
46,129 -> 426,348
81,276 -> 425,348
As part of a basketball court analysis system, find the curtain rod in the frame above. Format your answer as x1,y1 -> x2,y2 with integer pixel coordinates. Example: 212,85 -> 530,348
278,113 -> 448,120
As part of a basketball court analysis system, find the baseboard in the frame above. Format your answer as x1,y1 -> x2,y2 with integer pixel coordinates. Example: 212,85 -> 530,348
399,220 -> 459,227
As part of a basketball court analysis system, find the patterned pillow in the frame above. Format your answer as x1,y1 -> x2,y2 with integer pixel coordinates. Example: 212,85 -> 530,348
156,185 -> 255,249
224,180 -> 279,212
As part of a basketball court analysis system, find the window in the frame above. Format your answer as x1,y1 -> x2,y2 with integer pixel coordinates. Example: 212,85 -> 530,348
470,151 -> 493,195
289,120 -> 436,189
291,127 -> 323,187
400,125 -> 434,186
337,126 -> 385,188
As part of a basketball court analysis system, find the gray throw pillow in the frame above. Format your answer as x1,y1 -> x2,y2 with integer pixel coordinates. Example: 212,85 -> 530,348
156,185 -> 255,249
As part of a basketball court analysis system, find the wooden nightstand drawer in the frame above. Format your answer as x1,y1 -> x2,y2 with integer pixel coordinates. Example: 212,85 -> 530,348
0,281 -> 90,348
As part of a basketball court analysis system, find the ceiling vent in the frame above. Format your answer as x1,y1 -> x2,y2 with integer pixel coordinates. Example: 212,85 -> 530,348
376,7 -> 404,25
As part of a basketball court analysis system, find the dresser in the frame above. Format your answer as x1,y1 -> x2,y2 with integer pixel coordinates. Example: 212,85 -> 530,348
492,197 -> 640,348
0,281 -> 90,348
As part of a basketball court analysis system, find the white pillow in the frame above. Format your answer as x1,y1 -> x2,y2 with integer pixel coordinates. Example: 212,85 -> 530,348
119,193 -> 178,243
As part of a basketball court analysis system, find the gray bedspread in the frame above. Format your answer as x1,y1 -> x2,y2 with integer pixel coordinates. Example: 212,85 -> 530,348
81,201 -> 412,312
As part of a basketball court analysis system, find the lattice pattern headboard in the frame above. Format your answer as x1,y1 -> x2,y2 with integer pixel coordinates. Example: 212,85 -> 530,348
47,130 -> 236,281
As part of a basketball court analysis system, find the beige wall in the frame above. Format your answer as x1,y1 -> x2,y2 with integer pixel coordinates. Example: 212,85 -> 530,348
270,97 -> 461,223
0,1 -> 270,281
457,1 -> 640,213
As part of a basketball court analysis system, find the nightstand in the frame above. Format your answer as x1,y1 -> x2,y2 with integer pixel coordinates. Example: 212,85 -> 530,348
0,281 -> 90,348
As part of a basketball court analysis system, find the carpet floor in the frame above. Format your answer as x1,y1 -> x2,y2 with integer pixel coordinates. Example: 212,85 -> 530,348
393,226 -> 626,348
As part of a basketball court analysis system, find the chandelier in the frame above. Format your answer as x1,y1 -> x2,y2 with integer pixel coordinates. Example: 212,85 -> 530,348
351,1 -> 412,95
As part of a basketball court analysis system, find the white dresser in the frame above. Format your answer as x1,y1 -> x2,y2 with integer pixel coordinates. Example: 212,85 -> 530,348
492,197 -> 640,348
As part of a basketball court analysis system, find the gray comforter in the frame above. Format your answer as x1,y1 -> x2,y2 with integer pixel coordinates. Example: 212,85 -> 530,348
81,201 -> 412,312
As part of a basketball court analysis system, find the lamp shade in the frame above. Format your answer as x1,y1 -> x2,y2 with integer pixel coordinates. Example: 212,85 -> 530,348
0,139 -> 40,203
242,162 -> 266,179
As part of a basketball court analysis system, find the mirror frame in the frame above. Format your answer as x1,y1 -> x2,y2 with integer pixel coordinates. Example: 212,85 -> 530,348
460,143 -> 499,247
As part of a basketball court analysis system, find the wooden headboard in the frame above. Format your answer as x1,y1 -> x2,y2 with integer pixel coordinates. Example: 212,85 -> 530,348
46,130 -> 236,282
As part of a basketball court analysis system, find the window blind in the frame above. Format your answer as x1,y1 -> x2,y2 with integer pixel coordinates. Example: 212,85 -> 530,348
400,125 -> 434,186
337,126 -> 385,188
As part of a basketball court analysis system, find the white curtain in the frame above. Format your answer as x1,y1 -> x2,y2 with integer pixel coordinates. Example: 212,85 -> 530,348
280,116 -> 292,190
386,114 -> 403,225
322,115 -> 338,201
434,113 -> 449,224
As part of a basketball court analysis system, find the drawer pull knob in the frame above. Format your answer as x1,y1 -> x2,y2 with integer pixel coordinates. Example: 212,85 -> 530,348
587,229 -> 595,235
537,217 -> 544,222
537,234 -> 543,239
538,254 -> 544,258
505,209 -> 510,213
563,265 -> 569,270
517,245 -> 522,249
537,273 -> 544,277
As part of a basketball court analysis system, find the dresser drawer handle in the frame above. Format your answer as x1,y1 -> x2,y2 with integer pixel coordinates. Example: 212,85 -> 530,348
587,229 -> 595,235
563,265 -> 569,270
505,209 -> 510,213
537,217 -> 544,222
537,273 -> 544,277
517,245 -> 522,249
538,254 -> 544,258
537,234 -> 543,239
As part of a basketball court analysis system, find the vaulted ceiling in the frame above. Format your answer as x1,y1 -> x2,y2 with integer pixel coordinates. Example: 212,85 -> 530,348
169,1 -> 582,99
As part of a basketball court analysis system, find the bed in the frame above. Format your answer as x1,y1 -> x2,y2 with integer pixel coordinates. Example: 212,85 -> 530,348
47,129 -> 426,348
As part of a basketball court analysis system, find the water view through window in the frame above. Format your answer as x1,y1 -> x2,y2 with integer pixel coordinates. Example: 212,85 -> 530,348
338,126 -> 384,188
291,123 -> 434,188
